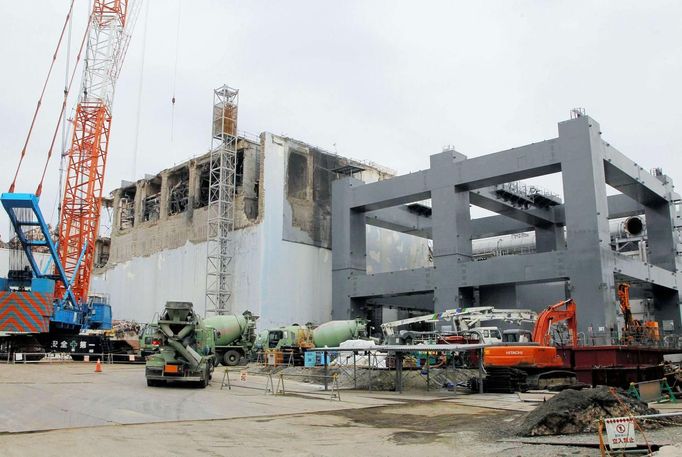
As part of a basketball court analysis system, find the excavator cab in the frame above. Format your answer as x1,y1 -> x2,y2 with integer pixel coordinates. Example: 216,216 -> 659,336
502,329 -> 532,343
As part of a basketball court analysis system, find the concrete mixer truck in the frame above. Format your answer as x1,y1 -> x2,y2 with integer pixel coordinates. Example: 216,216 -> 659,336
263,318 -> 369,365
312,319 -> 369,347
145,302 -> 215,388
204,311 -> 259,366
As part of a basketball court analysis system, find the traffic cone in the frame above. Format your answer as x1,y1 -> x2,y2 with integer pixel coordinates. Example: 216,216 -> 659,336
95,359 -> 102,373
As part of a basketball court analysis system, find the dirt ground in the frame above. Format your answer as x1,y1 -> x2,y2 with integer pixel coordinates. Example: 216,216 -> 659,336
1,363 -> 681,456
0,402 -> 578,457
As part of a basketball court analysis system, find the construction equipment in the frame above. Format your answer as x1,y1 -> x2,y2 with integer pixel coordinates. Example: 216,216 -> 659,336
480,299 -> 578,392
204,311 -> 259,366
312,318 -> 369,347
263,324 -> 314,365
139,322 -> 161,358
145,302 -> 215,388
263,319 -> 369,365
1,1 -> 139,358
381,307 -> 537,345
618,283 -> 660,344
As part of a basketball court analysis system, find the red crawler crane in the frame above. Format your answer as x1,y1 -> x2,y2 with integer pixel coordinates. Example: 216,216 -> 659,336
54,1 -> 136,303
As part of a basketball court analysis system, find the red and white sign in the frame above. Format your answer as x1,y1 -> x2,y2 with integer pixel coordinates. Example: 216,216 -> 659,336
605,417 -> 636,449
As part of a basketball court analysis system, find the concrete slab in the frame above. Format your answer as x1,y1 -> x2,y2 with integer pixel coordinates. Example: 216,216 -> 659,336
5,363 -> 681,457
517,392 -> 558,403
650,402 -> 682,413
0,364 -> 399,433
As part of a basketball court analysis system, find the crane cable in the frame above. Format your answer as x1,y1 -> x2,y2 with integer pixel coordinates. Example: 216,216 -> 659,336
170,0 -> 182,143
51,2 -> 74,229
35,9 -> 93,197
9,0 -> 76,193
131,0 -> 151,180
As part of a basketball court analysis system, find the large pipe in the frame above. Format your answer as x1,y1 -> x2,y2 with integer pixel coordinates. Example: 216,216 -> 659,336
473,216 -> 646,257
623,216 -> 644,236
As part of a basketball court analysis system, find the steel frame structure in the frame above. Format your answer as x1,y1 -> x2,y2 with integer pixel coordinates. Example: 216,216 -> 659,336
332,114 -> 682,341
55,0 -> 138,304
205,85 -> 239,316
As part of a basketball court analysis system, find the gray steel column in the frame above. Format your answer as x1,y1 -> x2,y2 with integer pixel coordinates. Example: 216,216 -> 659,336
652,285 -> 681,330
646,172 -> 682,327
560,115 -> 617,338
535,224 -> 565,253
332,177 -> 367,319
645,201 -> 682,327
645,201 -> 677,272
430,150 -> 473,311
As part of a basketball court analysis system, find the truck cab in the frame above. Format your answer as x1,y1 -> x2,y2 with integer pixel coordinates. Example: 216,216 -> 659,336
139,323 -> 161,357
475,326 -> 503,344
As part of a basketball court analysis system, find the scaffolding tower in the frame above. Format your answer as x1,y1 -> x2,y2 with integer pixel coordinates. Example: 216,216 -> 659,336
205,85 -> 239,316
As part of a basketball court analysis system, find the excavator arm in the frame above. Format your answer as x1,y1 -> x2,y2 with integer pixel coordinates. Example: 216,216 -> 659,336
531,299 -> 578,347
618,283 -> 635,330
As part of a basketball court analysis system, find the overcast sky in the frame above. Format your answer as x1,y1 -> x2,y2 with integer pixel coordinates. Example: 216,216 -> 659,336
1,1 -> 681,241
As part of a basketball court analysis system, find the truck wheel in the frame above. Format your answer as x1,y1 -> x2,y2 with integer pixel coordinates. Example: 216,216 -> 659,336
147,379 -> 157,387
224,350 -> 241,366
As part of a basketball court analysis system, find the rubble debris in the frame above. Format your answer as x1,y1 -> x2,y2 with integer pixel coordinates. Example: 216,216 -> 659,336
6,224 -> 56,253
518,385 -> 658,436
104,320 -> 142,350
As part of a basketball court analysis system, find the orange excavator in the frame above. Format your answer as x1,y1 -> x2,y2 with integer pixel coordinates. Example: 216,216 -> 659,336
476,299 -> 578,392
618,283 -> 660,344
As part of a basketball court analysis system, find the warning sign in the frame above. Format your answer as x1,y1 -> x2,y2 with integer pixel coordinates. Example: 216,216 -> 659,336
240,370 -> 248,382
605,417 -> 636,449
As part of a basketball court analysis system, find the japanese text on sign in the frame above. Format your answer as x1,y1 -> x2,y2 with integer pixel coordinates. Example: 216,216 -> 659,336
605,417 -> 636,449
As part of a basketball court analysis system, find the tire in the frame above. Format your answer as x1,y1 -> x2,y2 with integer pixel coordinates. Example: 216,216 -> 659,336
223,350 -> 241,366
147,379 -> 158,387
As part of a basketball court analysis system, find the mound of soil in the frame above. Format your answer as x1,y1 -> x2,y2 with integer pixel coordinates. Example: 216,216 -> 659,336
518,385 -> 658,436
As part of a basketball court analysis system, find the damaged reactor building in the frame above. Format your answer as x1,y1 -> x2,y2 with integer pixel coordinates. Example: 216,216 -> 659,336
90,133 -> 431,328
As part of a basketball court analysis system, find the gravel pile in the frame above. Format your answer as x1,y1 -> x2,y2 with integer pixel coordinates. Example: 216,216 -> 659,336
518,385 -> 659,436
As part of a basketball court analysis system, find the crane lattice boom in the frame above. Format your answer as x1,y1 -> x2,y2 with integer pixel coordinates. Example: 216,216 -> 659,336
55,0 -> 138,303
